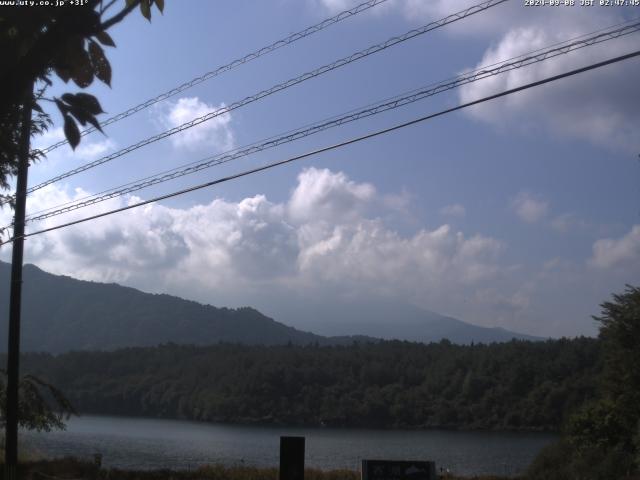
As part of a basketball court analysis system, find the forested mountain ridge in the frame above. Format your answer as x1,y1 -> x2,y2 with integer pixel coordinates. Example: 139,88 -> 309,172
0,262 -> 539,352
18,337 -> 600,431
0,262 -> 371,352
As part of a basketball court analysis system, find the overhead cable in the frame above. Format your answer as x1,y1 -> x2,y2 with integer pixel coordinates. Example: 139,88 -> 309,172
39,0 -> 392,155
23,0 -> 508,199
3,48 -> 638,246
24,19 -> 640,223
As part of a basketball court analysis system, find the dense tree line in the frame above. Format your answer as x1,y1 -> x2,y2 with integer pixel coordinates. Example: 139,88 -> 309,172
527,286 -> 640,479
15,337 -> 599,432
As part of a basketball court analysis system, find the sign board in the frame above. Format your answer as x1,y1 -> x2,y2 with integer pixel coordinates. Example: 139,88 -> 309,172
280,436 -> 305,480
361,460 -> 437,480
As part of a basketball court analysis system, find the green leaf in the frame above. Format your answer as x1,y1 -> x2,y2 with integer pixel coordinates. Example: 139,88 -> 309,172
64,36 -> 94,88
63,114 -> 81,150
69,106 -> 89,127
85,114 -> 104,134
58,93 -> 105,135
61,93 -> 75,104
54,98 -> 68,115
71,55 -> 93,88
140,0 -> 151,20
95,30 -> 116,47
62,92 -> 104,116
71,65 -> 94,88
125,0 -> 136,6
54,66 -> 71,83
89,40 -> 111,87
155,0 -> 164,13
73,92 -> 104,115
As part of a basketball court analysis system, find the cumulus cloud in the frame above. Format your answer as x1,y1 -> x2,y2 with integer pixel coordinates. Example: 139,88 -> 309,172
590,225 -> 640,269
511,191 -> 548,223
0,167 -> 519,329
456,12 -> 640,151
288,168 -> 375,223
3,166 -> 631,337
440,203 -> 466,218
312,0 -> 638,152
158,97 -> 234,152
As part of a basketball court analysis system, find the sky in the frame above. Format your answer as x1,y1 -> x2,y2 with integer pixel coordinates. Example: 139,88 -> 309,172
1,0 -> 639,338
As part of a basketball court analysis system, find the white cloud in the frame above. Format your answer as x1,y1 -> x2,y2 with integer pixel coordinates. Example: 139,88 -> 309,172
314,0 -> 607,36
590,225 -> 640,269
402,0 -> 504,33
74,138 -> 115,159
4,167 -> 631,338
440,203 -> 466,218
312,0 -> 397,16
159,97 -> 234,152
314,0 -> 354,12
457,15 -> 640,152
511,191 -> 548,224
550,213 -> 590,234
0,167 -> 518,330
401,0 -> 621,37
543,257 -> 569,271
288,168 -> 375,223
32,127 -> 117,169
312,0 -> 638,152
32,127 -> 65,150
314,0 -> 504,29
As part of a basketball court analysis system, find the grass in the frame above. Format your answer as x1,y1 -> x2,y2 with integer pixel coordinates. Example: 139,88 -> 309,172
0,458 -> 518,480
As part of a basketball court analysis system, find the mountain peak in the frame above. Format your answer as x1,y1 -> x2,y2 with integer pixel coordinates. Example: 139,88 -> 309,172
0,261 -> 541,353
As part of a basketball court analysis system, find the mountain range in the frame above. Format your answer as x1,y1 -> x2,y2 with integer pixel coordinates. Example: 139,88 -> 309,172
0,261 -> 541,353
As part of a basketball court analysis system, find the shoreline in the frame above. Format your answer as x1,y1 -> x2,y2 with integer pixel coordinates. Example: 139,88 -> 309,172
62,411 -> 561,434
20,414 -> 552,476
2,458 -> 520,480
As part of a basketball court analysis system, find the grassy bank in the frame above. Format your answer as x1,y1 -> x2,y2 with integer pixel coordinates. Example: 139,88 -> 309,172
0,458 -> 515,480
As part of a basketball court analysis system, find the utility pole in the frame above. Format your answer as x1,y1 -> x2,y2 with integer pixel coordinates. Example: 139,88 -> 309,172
5,81 -> 34,479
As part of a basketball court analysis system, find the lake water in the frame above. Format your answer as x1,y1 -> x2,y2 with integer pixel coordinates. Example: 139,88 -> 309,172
22,415 -> 557,477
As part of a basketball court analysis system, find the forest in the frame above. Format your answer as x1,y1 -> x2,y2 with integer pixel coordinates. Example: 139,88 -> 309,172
15,337 -> 600,431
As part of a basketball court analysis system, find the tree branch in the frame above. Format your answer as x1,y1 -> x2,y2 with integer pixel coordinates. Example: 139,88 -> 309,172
100,0 -> 141,31
100,0 -> 118,14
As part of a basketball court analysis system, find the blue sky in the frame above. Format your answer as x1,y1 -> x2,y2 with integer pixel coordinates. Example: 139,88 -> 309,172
2,0 -> 639,338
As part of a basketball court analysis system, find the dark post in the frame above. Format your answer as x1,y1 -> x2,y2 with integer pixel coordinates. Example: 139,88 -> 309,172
5,81 -> 33,479
279,436 -> 305,480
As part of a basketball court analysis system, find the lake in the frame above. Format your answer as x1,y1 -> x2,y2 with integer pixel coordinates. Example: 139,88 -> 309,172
22,415 -> 557,477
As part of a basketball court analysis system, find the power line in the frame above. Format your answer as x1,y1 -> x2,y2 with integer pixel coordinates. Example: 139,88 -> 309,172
22,19 -> 640,221
39,0 -> 391,155
21,0 -> 508,200
4,48 -> 638,246
23,19 -> 640,224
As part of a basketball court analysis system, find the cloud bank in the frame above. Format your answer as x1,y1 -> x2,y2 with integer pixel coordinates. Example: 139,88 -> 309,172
1,167 -> 637,338
313,0 -> 639,152
1,168 -> 511,328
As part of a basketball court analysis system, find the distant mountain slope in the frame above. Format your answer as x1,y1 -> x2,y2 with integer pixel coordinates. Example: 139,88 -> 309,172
0,262 -> 363,353
276,298 -> 543,344
0,262 -> 541,353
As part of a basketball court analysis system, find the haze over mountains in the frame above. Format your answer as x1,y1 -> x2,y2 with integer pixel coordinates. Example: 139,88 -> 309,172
273,298 -> 543,345
0,261 -> 541,353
